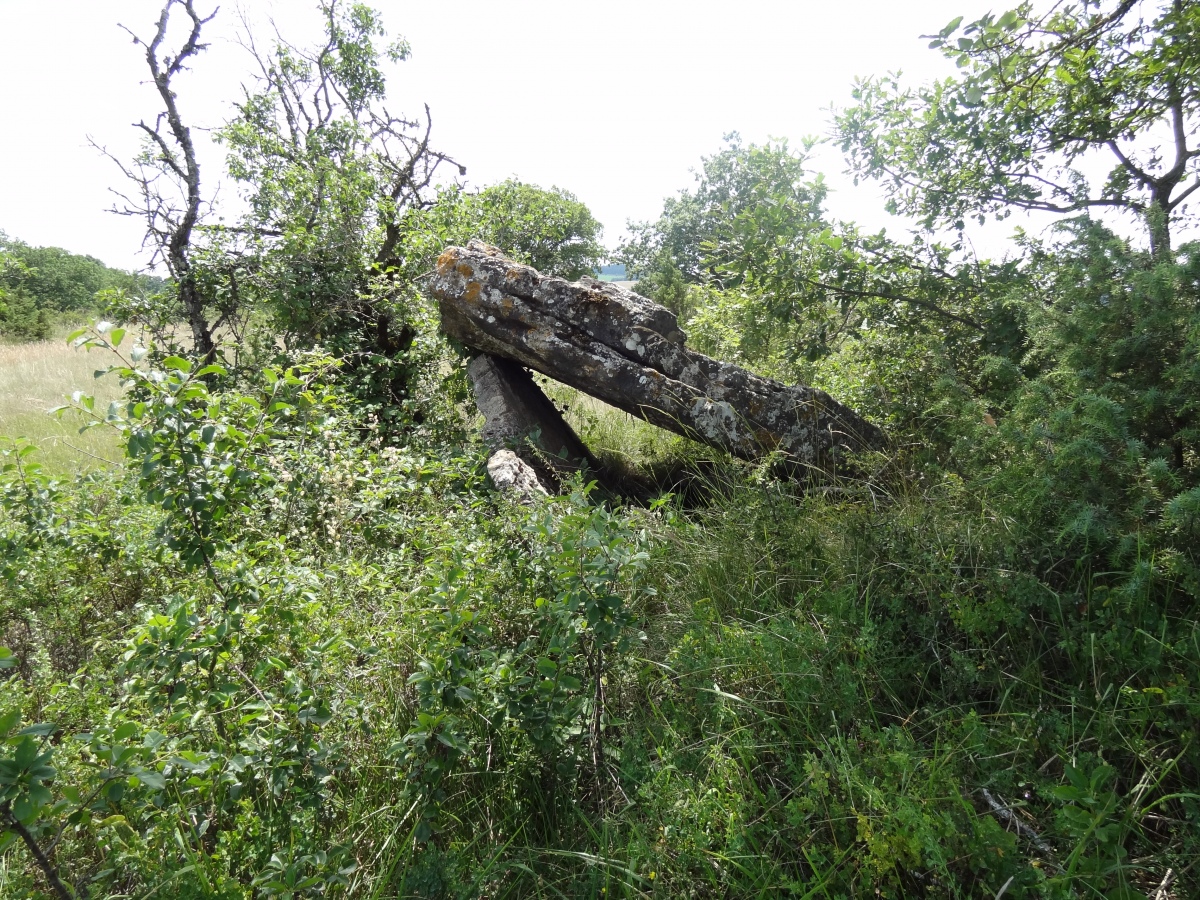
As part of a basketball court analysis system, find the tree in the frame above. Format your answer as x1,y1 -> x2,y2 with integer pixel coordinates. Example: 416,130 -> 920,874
101,0 -> 462,387
1020,219 -> 1200,470
0,233 -> 161,341
836,0 -> 1200,259
0,250 -> 47,341
463,180 -> 603,280
618,136 -> 1016,372
217,0 -> 462,367
402,179 -> 604,281
617,134 -> 825,308
101,0 -> 219,361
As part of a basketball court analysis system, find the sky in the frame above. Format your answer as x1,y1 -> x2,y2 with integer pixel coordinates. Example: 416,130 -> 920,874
1,0 -> 1052,273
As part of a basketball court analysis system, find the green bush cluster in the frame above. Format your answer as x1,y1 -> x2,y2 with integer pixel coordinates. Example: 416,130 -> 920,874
0,235 -> 164,342
4,1 -> 1199,895
1,262 -> 1197,896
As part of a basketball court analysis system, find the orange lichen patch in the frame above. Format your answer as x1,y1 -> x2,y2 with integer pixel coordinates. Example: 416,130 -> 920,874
754,427 -> 782,450
463,282 -> 482,303
456,261 -> 476,279
436,249 -> 460,274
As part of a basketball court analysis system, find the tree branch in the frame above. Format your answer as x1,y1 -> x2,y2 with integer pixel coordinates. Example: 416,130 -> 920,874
1106,139 -> 1155,189
1,801 -> 74,900
1168,177 -> 1200,211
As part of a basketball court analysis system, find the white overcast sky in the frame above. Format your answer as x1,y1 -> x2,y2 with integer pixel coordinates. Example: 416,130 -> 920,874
2,0 -> 1065,273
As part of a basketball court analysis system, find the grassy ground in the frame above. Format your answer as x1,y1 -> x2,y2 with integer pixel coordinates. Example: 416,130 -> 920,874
1,349 -> 1195,898
0,336 -> 124,472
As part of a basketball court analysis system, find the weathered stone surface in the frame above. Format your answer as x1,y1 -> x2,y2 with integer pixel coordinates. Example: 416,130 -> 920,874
486,449 -> 547,501
467,354 -> 597,489
432,241 -> 886,470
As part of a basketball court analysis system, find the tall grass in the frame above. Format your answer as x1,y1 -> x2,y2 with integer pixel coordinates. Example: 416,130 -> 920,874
1,353 -> 1195,897
0,336 -> 124,472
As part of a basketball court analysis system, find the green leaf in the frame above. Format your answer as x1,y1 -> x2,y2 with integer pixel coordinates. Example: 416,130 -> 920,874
161,356 -> 193,373
137,769 -> 166,791
997,9 -> 1021,30
536,657 -> 558,678
110,328 -> 126,348
13,737 -> 37,768
1055,65 -> 1077,85
12,796 -> 34,824
0,647 -> 14,670
16,723 -> 56,738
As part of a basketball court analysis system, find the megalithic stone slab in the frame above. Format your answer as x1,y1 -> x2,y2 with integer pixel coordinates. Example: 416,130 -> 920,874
467,353 -> 598,491
432,241 -> 886,470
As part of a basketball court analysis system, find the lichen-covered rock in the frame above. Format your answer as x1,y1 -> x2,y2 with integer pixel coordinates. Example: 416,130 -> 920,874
432,241 -> 885,469
486,449 -> 548,501
467,354 -> 596,490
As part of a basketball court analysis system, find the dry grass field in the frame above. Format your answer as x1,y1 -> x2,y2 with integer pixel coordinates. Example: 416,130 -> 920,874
0,336 -> 125,473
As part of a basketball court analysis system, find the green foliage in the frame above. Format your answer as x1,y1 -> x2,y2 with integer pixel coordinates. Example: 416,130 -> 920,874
0,233 -> 160,342
618,133 -> 825,314
619,133 -> 1036,395
4,323 -> 1199,897
400,180 -> 605,281
0,710 -> 58,840
211,0 -> 456,362
396,485 -> 656,842
0,440 -> 69,582
6,1 -> 1200,896
836,0 -> 1200,257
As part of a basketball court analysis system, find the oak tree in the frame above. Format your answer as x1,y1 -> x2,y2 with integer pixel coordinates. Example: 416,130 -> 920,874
836,0 -> 1200,259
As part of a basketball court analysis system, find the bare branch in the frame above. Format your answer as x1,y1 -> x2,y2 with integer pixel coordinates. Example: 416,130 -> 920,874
1106,139 -> 1156,189
1168,176 -> 1200,211
111,0 -> 219,361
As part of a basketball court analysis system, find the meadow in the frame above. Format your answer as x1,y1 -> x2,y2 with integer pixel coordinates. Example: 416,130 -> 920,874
0,336 -> 124,472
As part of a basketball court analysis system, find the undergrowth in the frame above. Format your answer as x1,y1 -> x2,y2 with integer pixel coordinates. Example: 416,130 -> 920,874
1,322 -> 1196,898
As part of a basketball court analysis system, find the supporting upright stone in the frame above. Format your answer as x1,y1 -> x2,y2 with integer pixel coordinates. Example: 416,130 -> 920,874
433,241 -> 886,474
485,449 -> 548,502
467,353 -> 598,493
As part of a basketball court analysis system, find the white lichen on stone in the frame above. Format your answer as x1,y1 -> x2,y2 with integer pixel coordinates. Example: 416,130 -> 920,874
487,449 -> 547,501
429,241 -> 886,469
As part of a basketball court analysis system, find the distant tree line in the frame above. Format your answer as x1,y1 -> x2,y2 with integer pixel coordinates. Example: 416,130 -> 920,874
0,232 -> 167,341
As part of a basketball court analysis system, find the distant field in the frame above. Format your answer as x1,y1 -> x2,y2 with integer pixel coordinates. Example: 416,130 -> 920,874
0,336 -> 126,473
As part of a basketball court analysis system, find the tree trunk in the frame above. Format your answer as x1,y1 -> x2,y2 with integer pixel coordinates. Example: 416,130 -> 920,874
179,275 -> 216,363
1147,196 -> 1172,263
